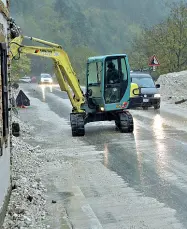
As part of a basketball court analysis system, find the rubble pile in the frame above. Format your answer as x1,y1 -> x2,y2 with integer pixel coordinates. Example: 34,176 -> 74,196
156,70 -> 187,108
2,117 -> 47,229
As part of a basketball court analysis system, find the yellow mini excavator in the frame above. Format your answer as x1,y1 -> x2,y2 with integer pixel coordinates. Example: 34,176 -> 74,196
9,18 -> 140,136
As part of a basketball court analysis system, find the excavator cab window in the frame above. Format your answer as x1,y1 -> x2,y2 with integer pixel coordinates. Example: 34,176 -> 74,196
87,61 -> 103,106
104,56 -> 128,104
87,62 -> 102,86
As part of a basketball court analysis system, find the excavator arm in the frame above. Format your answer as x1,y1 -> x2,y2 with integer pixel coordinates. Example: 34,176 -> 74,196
10,35 -> 85,113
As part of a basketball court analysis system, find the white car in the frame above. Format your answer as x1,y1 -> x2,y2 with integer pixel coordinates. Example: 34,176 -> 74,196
19,76 -> 31,83
40,73 -> 53,84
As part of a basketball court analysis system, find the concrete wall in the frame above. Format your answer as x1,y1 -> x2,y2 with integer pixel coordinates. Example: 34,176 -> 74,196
0,141 -> 10,204
0,140 -> 11,226
0,3 -> 11,226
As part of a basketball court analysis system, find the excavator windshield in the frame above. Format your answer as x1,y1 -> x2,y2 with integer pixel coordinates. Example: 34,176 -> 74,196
87,61 -> 103,107
104,56 -> 129,104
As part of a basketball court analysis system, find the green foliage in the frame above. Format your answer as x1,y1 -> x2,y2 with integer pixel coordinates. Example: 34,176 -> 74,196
11,0 -> 181,80
69,46 -> 97,84
130,1 -> 187,75
11,54 -> 31,80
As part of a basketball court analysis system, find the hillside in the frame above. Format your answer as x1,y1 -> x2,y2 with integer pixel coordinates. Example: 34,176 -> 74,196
11,0 -> 171,51
10,0 -> 178,81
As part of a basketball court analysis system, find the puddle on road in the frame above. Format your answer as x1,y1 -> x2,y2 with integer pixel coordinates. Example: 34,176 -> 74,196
57,192 -> 74,201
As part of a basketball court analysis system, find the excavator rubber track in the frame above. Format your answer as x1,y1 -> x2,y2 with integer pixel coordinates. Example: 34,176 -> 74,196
70,113 -> 85,137
115,111 -> 134,133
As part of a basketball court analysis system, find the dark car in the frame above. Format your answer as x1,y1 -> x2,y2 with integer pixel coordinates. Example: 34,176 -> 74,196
129,72 -> 161,110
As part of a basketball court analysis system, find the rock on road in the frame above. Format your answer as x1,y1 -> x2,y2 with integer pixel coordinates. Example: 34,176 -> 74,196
15,83 -> 187,228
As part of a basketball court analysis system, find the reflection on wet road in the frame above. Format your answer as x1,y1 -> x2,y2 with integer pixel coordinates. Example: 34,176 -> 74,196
40,84 -> 53,101
20,84 -> 187,228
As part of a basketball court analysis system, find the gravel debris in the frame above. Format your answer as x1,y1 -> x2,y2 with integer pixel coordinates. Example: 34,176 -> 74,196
157,70 -> 187,108
2,115 -> 47,229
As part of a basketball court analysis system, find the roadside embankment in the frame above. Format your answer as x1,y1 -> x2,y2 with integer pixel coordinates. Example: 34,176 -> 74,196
157,70 -> 187,108
2,115 -> 47,229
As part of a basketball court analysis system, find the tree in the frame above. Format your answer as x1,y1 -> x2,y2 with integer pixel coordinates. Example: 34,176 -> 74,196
166,1 -> 187,71
129,1 -> 187,75
69,46 -> 97,85
11,54 -> 31,81
11,0 -> 180,77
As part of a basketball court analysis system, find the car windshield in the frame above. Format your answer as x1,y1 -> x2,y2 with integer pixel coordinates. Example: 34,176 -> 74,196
41,74 -> 51,78
131,76 -> 155,88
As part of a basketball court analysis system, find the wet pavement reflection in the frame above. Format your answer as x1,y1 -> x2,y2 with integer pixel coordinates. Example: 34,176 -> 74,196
99,113 -> 187,227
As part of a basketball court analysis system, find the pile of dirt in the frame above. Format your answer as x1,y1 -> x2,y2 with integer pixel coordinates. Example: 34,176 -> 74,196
156,70 -> 187,108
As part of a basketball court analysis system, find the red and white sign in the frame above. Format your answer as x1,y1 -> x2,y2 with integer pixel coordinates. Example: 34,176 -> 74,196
148,55 -> 160,66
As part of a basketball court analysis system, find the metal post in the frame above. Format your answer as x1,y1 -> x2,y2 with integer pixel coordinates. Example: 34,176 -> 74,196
7,18 -> 13,152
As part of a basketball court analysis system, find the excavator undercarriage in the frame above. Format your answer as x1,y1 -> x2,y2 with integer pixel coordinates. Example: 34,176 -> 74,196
70,109 -> 134,136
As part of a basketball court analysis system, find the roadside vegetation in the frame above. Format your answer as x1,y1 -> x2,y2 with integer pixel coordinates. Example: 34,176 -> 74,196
130,1 -> 187,76
11,0 -> 186,83
12,54 -> 31,81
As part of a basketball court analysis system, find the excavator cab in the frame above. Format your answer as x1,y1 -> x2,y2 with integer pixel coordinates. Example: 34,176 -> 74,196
86,54 -> 130,112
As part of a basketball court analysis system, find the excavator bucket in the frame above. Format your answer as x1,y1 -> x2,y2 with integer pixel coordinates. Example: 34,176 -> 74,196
16,90 -> 30,107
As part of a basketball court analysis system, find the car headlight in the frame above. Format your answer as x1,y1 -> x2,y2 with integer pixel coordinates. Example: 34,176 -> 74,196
154,94 -> 161,98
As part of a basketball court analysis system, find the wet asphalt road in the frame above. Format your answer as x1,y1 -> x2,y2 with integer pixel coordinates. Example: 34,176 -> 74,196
19,83 -> 187,228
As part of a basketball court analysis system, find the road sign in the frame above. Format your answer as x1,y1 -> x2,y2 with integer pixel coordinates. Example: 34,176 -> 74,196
149,55 -> 160,66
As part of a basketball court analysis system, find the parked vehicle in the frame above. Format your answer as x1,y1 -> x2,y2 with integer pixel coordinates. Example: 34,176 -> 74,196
18,76 -> 31,83
31,76 -> 37,83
